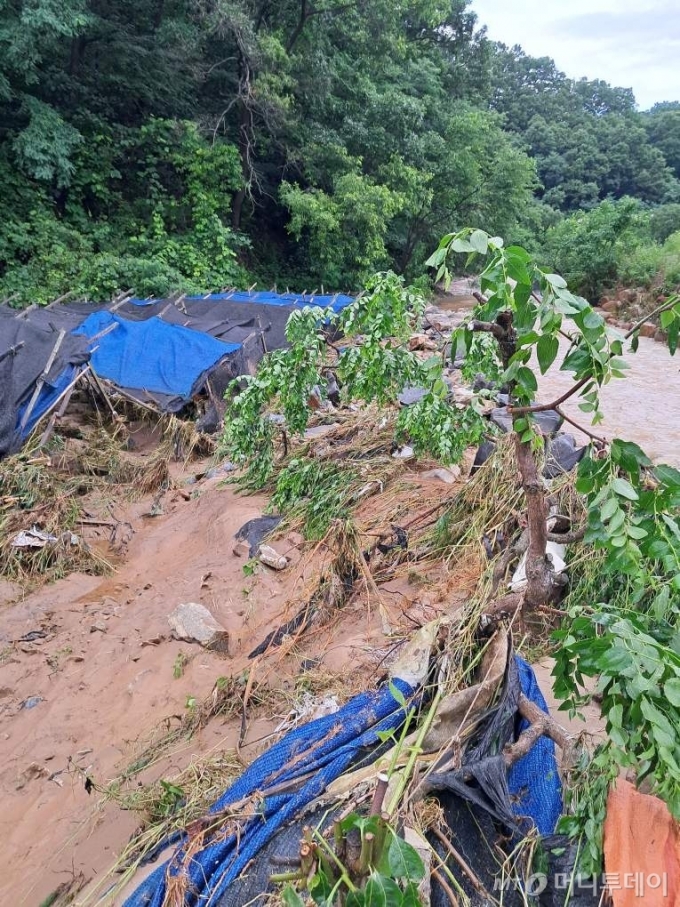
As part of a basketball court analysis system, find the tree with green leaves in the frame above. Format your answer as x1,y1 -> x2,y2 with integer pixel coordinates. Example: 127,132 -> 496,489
225,225 -> 680,872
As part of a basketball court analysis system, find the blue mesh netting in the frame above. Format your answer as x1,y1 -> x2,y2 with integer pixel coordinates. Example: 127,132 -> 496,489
123,678 -> 415,907
508,656 -> 563,835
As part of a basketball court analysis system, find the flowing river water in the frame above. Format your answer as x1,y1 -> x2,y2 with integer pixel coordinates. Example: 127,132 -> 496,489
539,333 -> 680,466
436,293 -> 680,466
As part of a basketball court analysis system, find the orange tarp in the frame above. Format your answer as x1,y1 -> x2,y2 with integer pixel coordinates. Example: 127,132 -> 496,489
604,779 -> 680,906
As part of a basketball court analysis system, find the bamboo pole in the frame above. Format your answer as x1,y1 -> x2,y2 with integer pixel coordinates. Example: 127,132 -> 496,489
0,341 -> 25,364
46,291 -> 74,308
37,365 -> 91,448
19,329 -> 67,432
87,369 -> 119,420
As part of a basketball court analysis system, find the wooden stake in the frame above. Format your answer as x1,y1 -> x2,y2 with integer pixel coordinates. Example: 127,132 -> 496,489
86,321 -> 120,345
15,303 -> 37,319
0,341 -> 25,364
88,369 -> 119,420
111,291 -> 135,312
46,291 -> 74,308
37,365 -> 91,448
20,329 -> 67,432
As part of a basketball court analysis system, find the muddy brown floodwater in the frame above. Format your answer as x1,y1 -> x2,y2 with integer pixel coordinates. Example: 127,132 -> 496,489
438,292 -> 680,466
538,332 -> 680,466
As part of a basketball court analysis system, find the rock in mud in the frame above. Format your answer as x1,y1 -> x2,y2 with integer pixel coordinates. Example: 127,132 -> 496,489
408,333 -> 437,351
235,515 -> 283,557
472,439 -> 497,471
232,540 -> 251,558
168,603 -> 229,652
421,466 -> 461,484
259,545 -> 288,570
392,445 -> 415,460
490,406 -> 562,436
424,312 -> 455,333
398,386 -> 428,406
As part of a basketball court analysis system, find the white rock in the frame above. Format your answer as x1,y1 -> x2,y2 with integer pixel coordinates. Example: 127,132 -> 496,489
421,467 -> 461,484
168,603 -> 229,652
259,545 -> 288,570
392,446 -> 415,460
509,542 -> 567,593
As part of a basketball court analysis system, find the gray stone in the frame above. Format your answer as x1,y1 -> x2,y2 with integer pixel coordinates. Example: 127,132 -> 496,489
425,315 -> 455,333
205,462 -> 236,479
490,406 -> 562,436
304,423 -> 340,440
168,603 -> 229,653
392,445 -> 415,460
398,386 -> 428,406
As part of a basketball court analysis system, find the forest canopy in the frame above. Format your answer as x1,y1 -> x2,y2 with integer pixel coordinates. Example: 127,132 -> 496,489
1,0 -> 679,303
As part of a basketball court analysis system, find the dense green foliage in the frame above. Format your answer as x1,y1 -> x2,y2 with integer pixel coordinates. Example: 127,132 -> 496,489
2,0 -> 679,304
543,198 -> 680,297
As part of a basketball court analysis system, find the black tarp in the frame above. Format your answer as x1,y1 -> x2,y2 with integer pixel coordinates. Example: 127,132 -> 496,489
0,315 -> 91,457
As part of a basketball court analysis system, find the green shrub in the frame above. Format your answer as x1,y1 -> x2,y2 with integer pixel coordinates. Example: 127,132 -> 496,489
542,197 -> 643,298
650,203 -> 680,243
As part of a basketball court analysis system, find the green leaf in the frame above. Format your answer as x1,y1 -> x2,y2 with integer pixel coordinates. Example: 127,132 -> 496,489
583,310 -> 603,330
382,833 -> 425,882
661,309 -> 676,330
665,678 -> 680,707
469,230 -> 489,255
627,524 -> 648,540
282,885 -> 306,907
536,334 -> 559,375
611,439 -> 652,472
600,497 -> 619,522
425,248 -> 445,268
360,873 -> 404,907
640,698 -> 677,747
401,883 -> 421,907
545,273 -> 568,289
516,366 -> 538,393
612,478 -> 639,501
452,238 -> 473,254
388,681 -> 407,709
656,464 -> 680,489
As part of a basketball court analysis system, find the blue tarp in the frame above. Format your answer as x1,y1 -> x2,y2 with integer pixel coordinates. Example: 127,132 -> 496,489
508,656 -> 563,835
17,364 -> 81,439
74,312 -> 240,400
121,655 -> 563,906
123,678 -> 415,907
127,290 -> 355,314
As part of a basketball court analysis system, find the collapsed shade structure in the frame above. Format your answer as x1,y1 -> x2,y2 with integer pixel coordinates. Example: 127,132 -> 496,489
73,312 -> 241,411
0,290 -> 354,458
